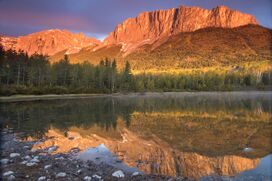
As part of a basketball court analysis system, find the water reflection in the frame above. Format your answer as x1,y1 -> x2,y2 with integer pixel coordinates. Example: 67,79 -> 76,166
0,92 -> 271,180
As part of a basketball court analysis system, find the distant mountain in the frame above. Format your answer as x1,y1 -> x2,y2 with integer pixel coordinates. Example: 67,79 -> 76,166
103,6 -> 258,54
0,29 -> 100,56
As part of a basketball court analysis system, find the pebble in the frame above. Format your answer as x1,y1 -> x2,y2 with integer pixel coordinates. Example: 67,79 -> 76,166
44,164 -> 52,169
24,155 -> 31,160
9,153 -> 20,158
37,176 -> 46,181
1,158 -> 9,165
48,146 -> 58,153
92,174 -> 102,179
243,147 -> 254,152
56,172 -> 67,178
132,172 -> 140,176
26,162 -> 37,167
112,170 -> 125,178
70,148 -> 80,153
84,176 -> 92,181
3,171 -> 14,177
20,160 -> 28,165
55,156 -> 64,160
30,157 -> 40,163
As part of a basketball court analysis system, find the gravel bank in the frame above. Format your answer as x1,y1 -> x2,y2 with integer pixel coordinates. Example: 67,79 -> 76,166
0,129 -> 189,181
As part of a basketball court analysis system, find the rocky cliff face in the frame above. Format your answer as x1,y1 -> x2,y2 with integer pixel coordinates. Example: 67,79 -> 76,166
0,29 -> 100,55
104,6 -> 258,52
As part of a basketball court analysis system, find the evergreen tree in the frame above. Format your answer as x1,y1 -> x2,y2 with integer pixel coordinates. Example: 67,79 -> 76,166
122,61 -> 132,90
54,55 -> 71,86
0,46 -> 269,95
111,59 -> 117,92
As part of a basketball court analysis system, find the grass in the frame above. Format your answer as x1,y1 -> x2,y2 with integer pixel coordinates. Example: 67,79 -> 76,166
132,60 -> 272,75
49,25 -> 272,72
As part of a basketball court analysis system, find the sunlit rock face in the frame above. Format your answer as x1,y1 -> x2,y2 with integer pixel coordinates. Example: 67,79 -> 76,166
104,6 -> 258,52
31,126 -> 260,180
0,29 -> 100,55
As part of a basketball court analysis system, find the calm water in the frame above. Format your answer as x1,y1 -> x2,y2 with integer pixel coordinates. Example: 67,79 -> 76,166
1,92 -> 272,180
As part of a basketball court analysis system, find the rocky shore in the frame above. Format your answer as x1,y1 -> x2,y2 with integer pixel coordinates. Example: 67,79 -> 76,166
0,129 -> 189,181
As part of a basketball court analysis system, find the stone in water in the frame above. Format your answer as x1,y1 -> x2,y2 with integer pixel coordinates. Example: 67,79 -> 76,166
44,164 -> 52,169
84,176 -> 92,181
1,158 -> 9,165
112,170 -> 125,178
3,171 -> 14,177
37,176 -> 46,181
56,172 -> 66,178
243,147 -> 254,152
9,153 -> 20,158
132,172 -> 140,176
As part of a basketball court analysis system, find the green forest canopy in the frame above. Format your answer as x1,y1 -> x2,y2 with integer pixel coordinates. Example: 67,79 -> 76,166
0,45 -> 271,95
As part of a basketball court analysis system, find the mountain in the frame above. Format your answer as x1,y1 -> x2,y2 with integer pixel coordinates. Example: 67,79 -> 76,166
1,5 -> 270,70
50,6 -> 269,70
0,29 -> 100,56
52,25 -> 271,69
103,6 -> 258,53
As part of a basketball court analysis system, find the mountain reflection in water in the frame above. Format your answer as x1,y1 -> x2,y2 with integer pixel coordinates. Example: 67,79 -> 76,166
1,92 -> 271,180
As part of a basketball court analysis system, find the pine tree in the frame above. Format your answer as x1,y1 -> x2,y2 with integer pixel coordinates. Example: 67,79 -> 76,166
122,61 -> 132,90
111,59 -> 117,92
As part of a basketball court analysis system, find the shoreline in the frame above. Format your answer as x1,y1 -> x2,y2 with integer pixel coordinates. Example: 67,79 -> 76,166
0,91 -> 271,103
0,94 -> 110,103
0,129 -> 189,181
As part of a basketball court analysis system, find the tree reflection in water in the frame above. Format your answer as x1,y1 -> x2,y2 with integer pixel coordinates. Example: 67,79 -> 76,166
1,93 -> 271,179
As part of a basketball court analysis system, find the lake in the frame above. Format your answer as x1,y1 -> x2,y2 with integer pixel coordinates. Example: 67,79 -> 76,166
1,92 -> 271,180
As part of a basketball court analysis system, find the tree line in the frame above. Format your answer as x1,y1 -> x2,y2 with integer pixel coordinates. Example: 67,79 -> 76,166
0,46 -> 271,95
0,46 -> 134,95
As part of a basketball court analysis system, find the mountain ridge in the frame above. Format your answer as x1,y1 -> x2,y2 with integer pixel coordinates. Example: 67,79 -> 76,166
49,24 -> 271,70
103,5 -> 258,53
0,29 -> 101,56
1,5 -> 269,70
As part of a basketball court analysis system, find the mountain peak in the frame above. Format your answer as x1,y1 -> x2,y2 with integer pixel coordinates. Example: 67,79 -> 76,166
103,5 -> 258,53
215,5 -> 229,9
